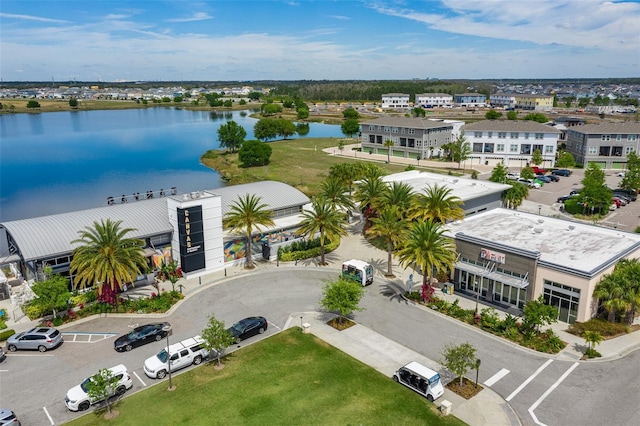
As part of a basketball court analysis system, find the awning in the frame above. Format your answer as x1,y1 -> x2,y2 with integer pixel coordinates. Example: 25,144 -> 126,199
455,261 -> 529,289
143,247 -> 158,257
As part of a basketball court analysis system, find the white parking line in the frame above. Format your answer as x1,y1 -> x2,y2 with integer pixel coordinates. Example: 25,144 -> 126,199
528,362 -> 579,426
484,368 -> 510,387
42,406 -> 54,425
133,371 -> 147,387
506,359 -> 553,402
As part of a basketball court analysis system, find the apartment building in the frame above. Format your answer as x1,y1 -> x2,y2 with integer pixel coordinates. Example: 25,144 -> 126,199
489,93 -> 516,109
453,93 -> 487,107
461,120 -> 560,168
514,94 -> 554,111
381,93 -> 410,109
565,122 -> 640,169
415,93 -> 453,108
359,117 -> 453,160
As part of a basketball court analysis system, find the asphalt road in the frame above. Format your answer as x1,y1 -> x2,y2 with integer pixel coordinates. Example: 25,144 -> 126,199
2,268 -> 639,426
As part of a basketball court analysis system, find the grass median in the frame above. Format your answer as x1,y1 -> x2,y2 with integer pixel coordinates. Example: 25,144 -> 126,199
67,328 -> 465,425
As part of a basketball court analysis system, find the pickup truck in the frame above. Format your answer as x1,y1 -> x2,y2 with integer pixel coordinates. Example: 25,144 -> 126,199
531,166 -> 547,174
143,335 -> 211,379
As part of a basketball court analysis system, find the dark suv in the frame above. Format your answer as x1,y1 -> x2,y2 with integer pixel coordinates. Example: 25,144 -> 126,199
612,188 -> 637,201
552,169 -> 572,177
6,327 -> 64,352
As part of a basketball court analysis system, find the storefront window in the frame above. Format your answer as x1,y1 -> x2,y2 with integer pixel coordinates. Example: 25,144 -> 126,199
543,280 -> 580,323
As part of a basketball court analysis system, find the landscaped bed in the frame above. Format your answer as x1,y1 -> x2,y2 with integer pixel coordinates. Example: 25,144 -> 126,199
66,328 -> 465,426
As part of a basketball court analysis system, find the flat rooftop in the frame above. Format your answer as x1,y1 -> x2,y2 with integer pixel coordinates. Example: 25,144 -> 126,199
445,208 -> 640,276
382,171 -> 510,202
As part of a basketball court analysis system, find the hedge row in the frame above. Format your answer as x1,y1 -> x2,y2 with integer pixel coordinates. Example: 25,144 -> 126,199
278,239 -> 339,262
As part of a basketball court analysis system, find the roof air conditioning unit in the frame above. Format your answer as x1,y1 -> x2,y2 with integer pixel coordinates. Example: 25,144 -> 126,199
190,192 -> 198,199
534,228 -> 543,234
568,225 -> 575,230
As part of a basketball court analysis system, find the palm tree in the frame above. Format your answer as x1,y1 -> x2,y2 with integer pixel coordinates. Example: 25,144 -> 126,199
410,184 -> 464,223
70,218 -> 147,307
353,175 -> 389,219
503,182 -> 529,209
320,177 -> 355,213
367,205 -> 408,277
594,274 -> 628,322
584,330 -> 603,351
396,219 -> 457,292
383,138 -> 394,163
224,193 -> 275,269
380,181 -> 416,219
296,197 -> 348,265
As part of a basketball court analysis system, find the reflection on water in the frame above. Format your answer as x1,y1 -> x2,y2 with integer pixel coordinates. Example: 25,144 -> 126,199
0,108 -> 342,222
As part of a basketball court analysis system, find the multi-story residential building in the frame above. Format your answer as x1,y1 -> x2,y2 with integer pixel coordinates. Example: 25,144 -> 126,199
565,122 -> 640,169
453,93 -> 486,107
514,94 -> 554,111
489,93 -> 516,109
415,93 -> 453,108
381,93 -> 410,109
360,117 -> 453,160
461,120 -> 560,168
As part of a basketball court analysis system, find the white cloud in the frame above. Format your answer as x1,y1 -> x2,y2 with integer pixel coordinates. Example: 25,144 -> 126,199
0,12 -> 69,23
166,12 -> 213,23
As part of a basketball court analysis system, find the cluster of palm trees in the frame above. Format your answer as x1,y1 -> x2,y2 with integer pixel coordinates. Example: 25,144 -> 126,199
593,258 -> 640,324
353,170 -> 463,294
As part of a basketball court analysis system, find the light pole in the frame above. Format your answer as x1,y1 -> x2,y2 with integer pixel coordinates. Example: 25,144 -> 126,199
538,204 -> 542,215
474,280 -> 480,315
162,324 -> 175,391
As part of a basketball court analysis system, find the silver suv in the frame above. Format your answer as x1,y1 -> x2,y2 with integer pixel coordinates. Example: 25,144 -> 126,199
6,327 -> 64,352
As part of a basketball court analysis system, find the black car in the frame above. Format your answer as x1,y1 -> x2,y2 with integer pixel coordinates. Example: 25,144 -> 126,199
227,316 -> 268,342
114,322 -> 171,352
552,169 -> 572,176
547,174 -> 560,182
612,188 -> 637,201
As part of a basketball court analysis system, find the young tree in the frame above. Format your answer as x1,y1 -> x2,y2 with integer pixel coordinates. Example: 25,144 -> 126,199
584,330 -> 603,351
441,342 -> 478,386
253,118 -> 279,141
30,269 -> 71,320
581,162 -> 612,214
341,118 -> 360,138
217,120 -> 247,152
85,368 -> 122,415
521,295 -> 558,332
451,132 -> 472,169
530,149 -> 544,166
26,100 -> 41,109
620,151 -> 640,195
411,107 -> 426,117
523,113 -> 548,123
506,110 -> 518,120
489,163 -> 509,183
485,109 -> 502,120
296,107 -> 309,120
296,197 -> 348,265
503,182 -> 529,209
383,138 -> 394,163
224,194 -> 274,269
555,151 -> 576,168
69,98 -> 79,108
367,205 -> 408,277
157,259 -> 182,292
521,165 -> 535,180
238,139 -> 272,166
320,277 -> 365,324
201,314 -> 236,366
342,107 -> 360,119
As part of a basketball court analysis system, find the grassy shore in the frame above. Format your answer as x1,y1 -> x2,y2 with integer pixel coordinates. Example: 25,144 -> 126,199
67,329 -> 465,426
201,138 -> 421,197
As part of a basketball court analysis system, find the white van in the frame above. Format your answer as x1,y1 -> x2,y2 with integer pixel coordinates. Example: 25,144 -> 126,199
341,259 -> 373,286
143,335 -> 210,379
392,361 -> 444,402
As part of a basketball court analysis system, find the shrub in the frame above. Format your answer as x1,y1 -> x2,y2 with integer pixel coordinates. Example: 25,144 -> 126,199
568,318 -> 629,338
278,238 -> 339,262
584,348 -> 602,358
479,307 -> 501,331
0,329 -> 16,341
24,303 -> 49,320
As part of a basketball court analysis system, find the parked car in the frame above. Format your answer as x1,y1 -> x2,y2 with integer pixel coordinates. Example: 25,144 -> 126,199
536,175 -> 552,183
114,322 -> 172,352
612,196 -> 627,207
552,169 -> 572,176
65,364 -> 133,411
393,361 -> 444,402
143,335 -> 210,379
612,188 -> 637,201
613,193 -> 631,204
557,195 -> 573,203
531,166 -> 547,174
0,408 -> 20,425
546,174 -> 560,182
617,171 -> 626,177
6,327 -> 63,352
227,316 -> 268,343
570,188 -> 583,196
0,347 -> 6,363
506,172 -> 520,180
612,198 -> 621,208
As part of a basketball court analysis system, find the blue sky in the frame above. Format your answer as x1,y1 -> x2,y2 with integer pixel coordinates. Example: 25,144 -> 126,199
1,0 -> 639,82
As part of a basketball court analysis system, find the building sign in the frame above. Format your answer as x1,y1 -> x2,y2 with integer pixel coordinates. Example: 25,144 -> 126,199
177,206 -> 205,273
480,248 -> 505,264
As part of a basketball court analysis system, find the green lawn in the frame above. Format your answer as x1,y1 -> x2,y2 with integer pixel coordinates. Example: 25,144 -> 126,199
67,329 -> 465,426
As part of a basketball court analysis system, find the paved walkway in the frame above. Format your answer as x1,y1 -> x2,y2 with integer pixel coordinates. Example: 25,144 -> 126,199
2,220 -> 640,425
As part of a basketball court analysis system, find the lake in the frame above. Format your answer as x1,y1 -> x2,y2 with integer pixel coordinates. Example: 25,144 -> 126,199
0,108 -> 343,222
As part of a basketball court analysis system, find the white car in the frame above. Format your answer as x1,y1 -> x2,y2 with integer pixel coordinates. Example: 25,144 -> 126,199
143,335 -> 210,379
506,172 -> 520,180
65,364 -> 133,411
617,171 -> 626,177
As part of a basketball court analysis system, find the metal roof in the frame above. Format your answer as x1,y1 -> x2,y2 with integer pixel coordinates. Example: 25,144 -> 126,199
566,122 -> 640,135
360,116 -> 454,130
1,181 -> 309,262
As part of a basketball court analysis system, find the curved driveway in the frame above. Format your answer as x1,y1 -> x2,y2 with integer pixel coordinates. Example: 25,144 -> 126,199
2,268 -> 639,426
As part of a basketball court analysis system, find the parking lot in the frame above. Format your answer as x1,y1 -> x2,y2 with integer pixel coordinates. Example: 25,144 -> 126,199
483,168 -> 640,232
